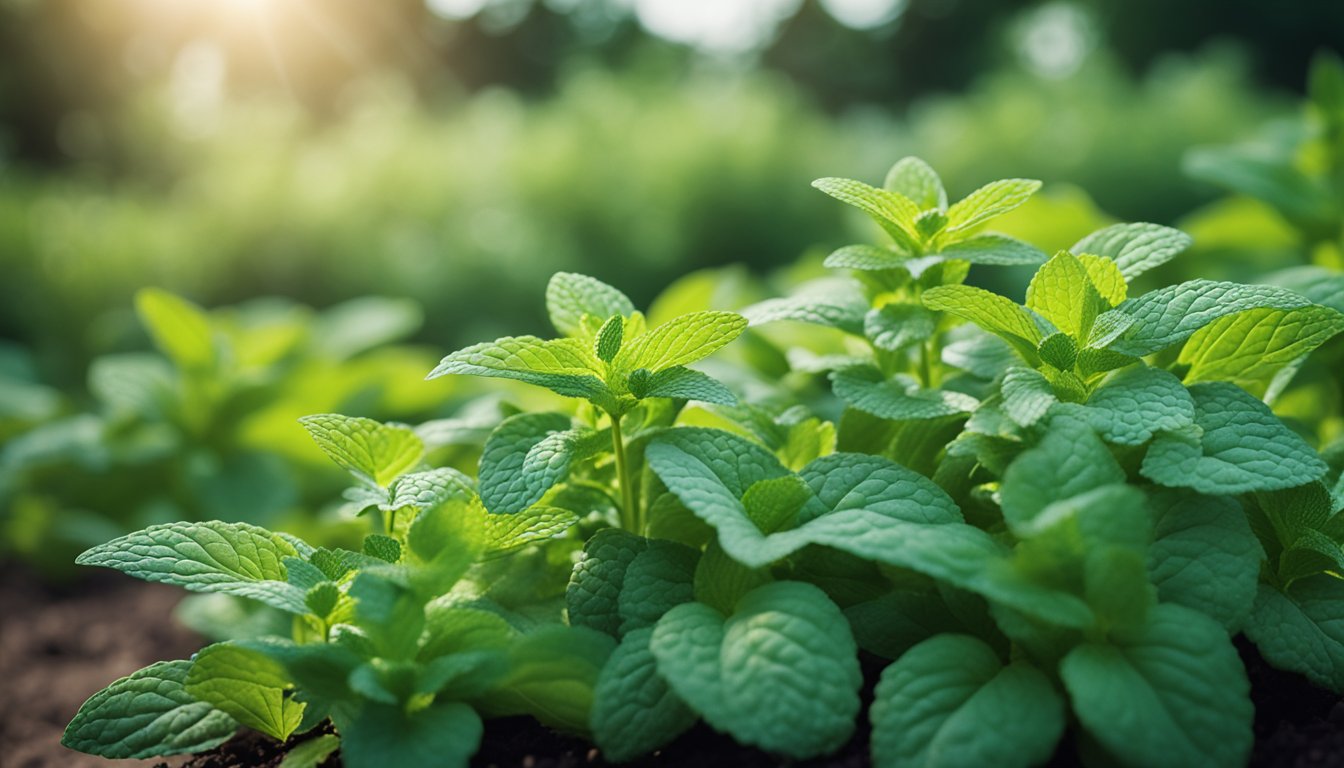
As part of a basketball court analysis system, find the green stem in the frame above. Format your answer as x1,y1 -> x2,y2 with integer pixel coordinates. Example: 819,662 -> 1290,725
610,413 -> 638,533
919,338 -> 940,389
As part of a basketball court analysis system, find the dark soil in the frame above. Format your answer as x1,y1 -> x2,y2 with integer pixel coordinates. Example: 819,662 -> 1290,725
8,566 -> 1344,767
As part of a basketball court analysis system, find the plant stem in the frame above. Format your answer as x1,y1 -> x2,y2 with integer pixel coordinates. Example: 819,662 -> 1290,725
609,412 -> 638,533
919,338 -> 940,389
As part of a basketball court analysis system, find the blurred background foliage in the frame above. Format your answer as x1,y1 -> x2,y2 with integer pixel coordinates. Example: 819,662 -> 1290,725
0,0 -> 1339,569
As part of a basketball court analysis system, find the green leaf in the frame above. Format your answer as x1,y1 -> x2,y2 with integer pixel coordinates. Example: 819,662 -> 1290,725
945,178 -> 1041,232
75,521 -> 308,614
546,272 -> 636,338
1061,603 -> 1252,768
135,288 -> 216,370
278,734 -> 340,768
480,624 -> 615,733
1025,251 -> 1107,339
362,534 -> 401,563
1063,365 -> 1195,446
299,414 -> 424,487
741,475 -> 812,534
692,541 -> 772,615
1147,488 -> 1262,631
617,541 -> 700,635
1072,223 -> 1192,281
923,285 -> 1043,362
870,635 -> 1064,768
591,628 -> 698,763
999,418 -> 1125,533
744,281 -> 869,334
1090,280 -> 1314,356
823,244 -> 911,272
614,311 -> 747,374
1076,253 -> 1128,305
1000,367 -> 1057,427
938,234 -> 1046,265
636,366 -> 736,405
1244,576 -> 1344,693
865,304 -> 937,352
651,582 -> 862,759
1178,304 -> 1344,386
883,156 -> 946,210
427,335 -> 610,403
478,413 -> 593,514
812,177 -> 921,252
62,660 -> 237,759
831,367 -> 978,421
186,643 -> 305,742
483,505 -> 579,555
1141,382 -> 1327,494
339,702 -> 482,768
595,314 -> 625,362
567,529 -> 651,637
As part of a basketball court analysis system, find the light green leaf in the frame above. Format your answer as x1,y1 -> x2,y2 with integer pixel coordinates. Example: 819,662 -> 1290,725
135,288 -> 216,370
427,335 -> 609,403
884,156 -> 947,211
546,272 -> 636,338
651,582 -> 862,759
823,244 -> 912,271
299,413 -> 424,487
870,635 -> 1064,768
278,734 -> 340,768
831,368 -> 978,421
1000,367 -> 1056,427
946,178 -> 1041,232
1141,382 -> 1327,494
865,304 -> 937,352
812,177 -> 922,251
1244,576 -> 1344,693
1179,304 -> 1344,386
478,412 -> 592,514
1072,223 -> 1192,281
75,521 -> 307,614
1063,365 -> 1195,446
62,660 -> 237,759
1090,280 -> 1314,356
388,468 -> 476,512
1061,604 -> 1252,768
186,644 -> 304,742
1076,253 -> 1127,306
1025,251 -> 1107,339
938,234 -> 1046,265
483,506 -> 579,555
595,314 -> 624,362
1147,488 -> 1262,631
591,628 -> 698,763
339,702 -> 482,768
615,311 -> 747,373
923,285 -> 1043,361
636,366 -> 736,405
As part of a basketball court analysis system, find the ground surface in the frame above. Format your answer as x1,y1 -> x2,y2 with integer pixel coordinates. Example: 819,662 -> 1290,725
6,567 -> 1344,767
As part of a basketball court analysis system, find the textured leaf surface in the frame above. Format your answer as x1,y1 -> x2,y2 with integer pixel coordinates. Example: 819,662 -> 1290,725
637,366 -> 736,405
923,285 -> 1043,360
1147,488 -> 1262,631
938,234 -> 1045,265
812,177 -> 921,250
1072,223 -> 1192,281
1178,304 -> 1344,385
823,244 -> 911,271
870,635 -> 1064,768
186,644 -> 304,741
483,506 -> 579,554
651,582 -> 862,759
482,625 -> 614,732
1090,280 -> 1313,356
1244,576 -> 1344,693
427,336 -> 608,402
831,368 -> 977,421
616,312 -> 747,373
299,414 -> 424,487
1141,382 -> 1326,494
1061,604 -> 1252,768
62,660 -> 237,759
76,522 -> 307,613
884,156 -> 947,210
340,702 -> 482,768
567,529 -> 650,637
1001,367 -> 1056,427
1025,251 -> 1107,339
946,179 -> 1041,232
999,419 -> 1125,533
865,304 -> 937,352
547,273 -> 636,338
591,628 -> 697,763
617,541 -> 700,635
743,292 -> 868,334
1065,366 -> 1195,446
479,413 -> 588,514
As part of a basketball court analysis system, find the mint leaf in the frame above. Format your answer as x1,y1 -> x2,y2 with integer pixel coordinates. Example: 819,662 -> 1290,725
478,413 -> 597,514
1147,488 -> 1262,631
1063,365 -> 1195,446
636,366 -> 736,405
615,311 -> 747,374
617,541 -> 700,635
1178,304 -> 1344,386
870,635 -> 1063,768
812,177 -> 921,252
1072,223 -> 1192,281
1076,253 -> 1127,305
1061,604 -> 1252,768
568,529 -> 651,637
277,734 -> 340,768
75,521 -> 308,614
62,660 -> 237,759
340,702 -> 482,768
427,335 -> 610,403
135,288 -> 216,371
831,367 -> 978,421
299,414 -> 424,487
1001,367 -> 1057,427
883,156 -> 947,210
823,244 -> 911,272
1025,251 -> 1108,339
651,582 -> 862,759
483,505 -> 579,555
595,314 -> 624,362
999,418 -> 1125,533
945,178 -> 1041,232
591,627 -> 697,763
547,273 -> 636,338
923,285 -> 1044,362
1141,382 -> 1326,494
480,624 -> 615,733
1244,576 -> 1344,693
865,304 -> 937,352
938,233 -> 1046,265
186,643 -> 304,742
743,290 -> 868,334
